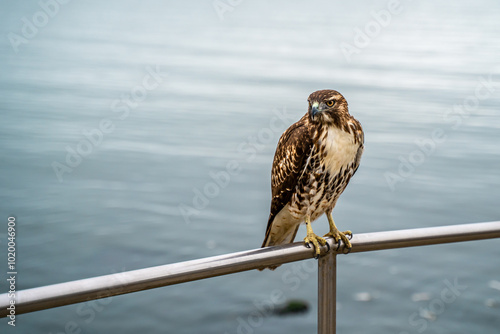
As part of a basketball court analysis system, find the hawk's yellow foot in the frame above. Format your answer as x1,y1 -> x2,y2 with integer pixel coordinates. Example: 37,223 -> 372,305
324,229 -> 352,250
304,218 -> 327,258
324,214 -> 352,252
304,233 -> 327,258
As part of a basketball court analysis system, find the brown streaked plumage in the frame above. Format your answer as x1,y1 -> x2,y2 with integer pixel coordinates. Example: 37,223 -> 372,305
261,89 -> 364,270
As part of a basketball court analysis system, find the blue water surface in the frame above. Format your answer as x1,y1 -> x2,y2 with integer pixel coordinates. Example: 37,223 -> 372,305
0,1 -> 499,333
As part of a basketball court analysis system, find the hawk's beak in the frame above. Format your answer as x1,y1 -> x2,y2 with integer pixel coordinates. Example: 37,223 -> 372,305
310,101 -> 320,118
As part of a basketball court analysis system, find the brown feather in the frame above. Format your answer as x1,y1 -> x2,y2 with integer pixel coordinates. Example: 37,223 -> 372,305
262,114 -> 314,247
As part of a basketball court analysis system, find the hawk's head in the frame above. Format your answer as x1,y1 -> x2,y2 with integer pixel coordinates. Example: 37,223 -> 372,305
307,89 -> 349,124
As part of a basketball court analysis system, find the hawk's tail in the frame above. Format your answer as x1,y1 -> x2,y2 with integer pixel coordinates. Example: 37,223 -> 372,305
259,218 -> 300,271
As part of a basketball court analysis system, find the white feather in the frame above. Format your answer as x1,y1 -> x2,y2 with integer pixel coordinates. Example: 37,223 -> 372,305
322,124 -> 358,176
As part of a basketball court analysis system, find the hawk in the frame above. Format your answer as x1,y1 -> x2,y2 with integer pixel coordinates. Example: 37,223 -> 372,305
261,89 -> 364,269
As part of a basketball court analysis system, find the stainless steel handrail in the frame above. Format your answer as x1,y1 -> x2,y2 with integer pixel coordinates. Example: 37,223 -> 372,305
2,221 -> 500,334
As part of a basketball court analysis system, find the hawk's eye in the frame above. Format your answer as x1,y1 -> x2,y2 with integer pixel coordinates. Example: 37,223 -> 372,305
326,100 -> 335,107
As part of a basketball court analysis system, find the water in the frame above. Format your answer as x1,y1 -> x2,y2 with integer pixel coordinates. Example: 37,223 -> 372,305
0,0 -> 499,333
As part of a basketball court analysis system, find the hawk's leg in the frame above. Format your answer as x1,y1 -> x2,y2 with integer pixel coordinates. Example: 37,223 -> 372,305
324,213 -> 352,252
303,216 -> 327,259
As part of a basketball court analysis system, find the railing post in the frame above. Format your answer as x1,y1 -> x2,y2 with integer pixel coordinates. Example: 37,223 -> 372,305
318,249 -> 336,334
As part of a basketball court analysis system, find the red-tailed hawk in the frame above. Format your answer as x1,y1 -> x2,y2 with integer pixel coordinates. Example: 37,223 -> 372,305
261,89 -> 364,269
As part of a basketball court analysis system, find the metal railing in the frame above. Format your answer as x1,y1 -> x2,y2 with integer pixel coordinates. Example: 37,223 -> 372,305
2,221 -> 500,333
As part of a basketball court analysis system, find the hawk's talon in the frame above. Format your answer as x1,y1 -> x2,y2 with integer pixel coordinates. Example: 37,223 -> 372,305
335,240 -> 341,251
325,242 -> 330,253
303,233 -> 326,258
324,229 -> 353,252
305,243 -> 311,249
343,245 -> 352,254
341,234 -> 353,254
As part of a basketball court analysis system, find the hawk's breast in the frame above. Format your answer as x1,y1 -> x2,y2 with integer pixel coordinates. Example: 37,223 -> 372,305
321,123 -> 359,177
289,123 -> 360,221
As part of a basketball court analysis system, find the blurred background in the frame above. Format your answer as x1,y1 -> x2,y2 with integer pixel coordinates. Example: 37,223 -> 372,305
0,0 -> 499,333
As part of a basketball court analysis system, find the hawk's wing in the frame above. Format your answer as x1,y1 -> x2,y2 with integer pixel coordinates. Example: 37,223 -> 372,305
351,118 -> 364,174
262,115 -> 314,247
